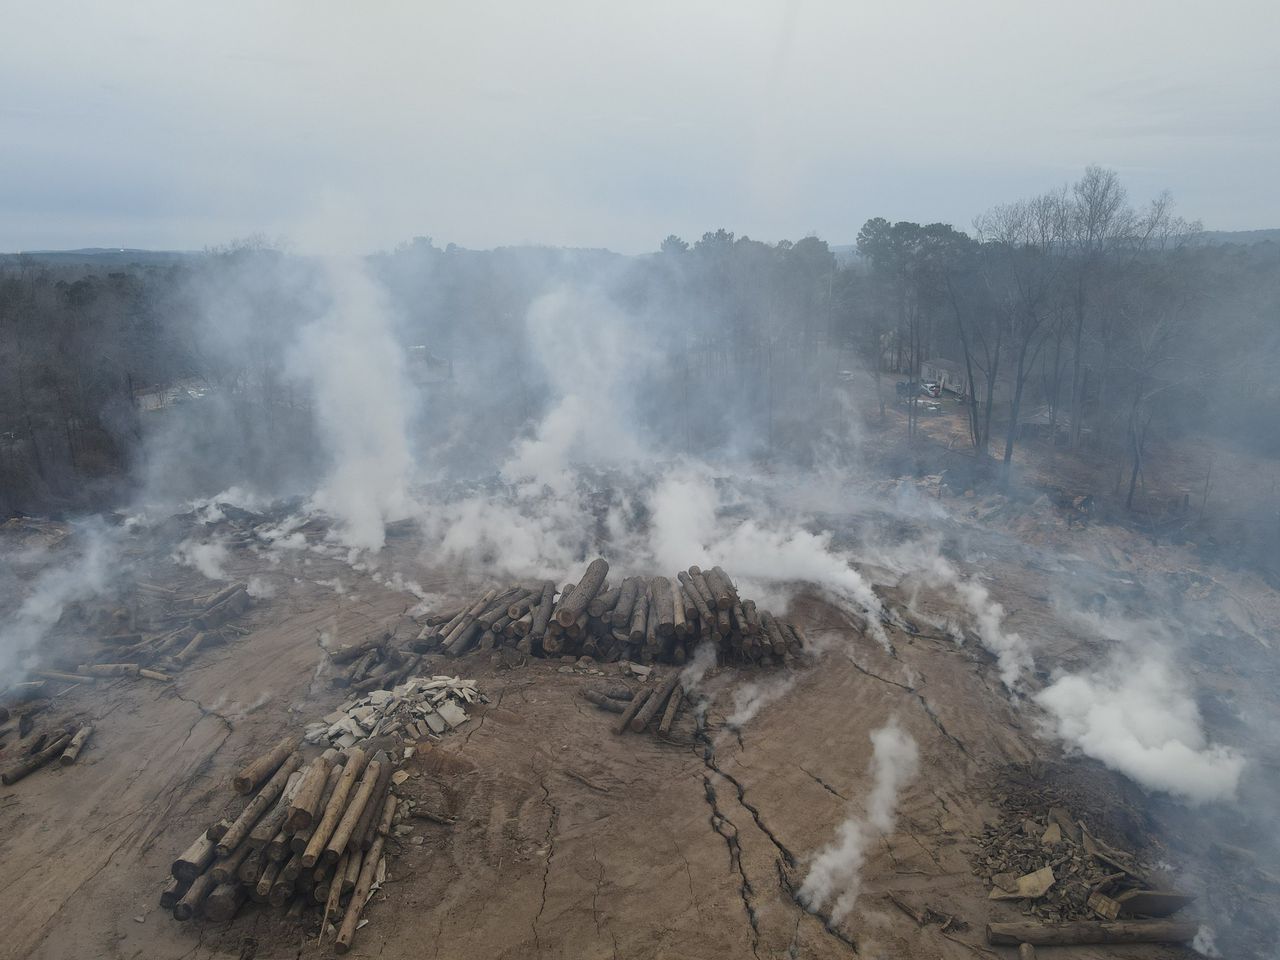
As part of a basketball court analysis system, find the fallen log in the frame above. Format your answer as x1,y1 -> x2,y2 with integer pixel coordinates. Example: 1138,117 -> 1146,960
611,578 -> 639,628
986,921 -> 1198,946
529,581 -> 557,638
588,586 -> 620,619
686,567 -> 717,610
56,723 -> 93,766
679,570 -> 715,624
249,769 -> 306,847
171,827 -> 220,883
160,876 -> 189,910
328,634 -> 387,665
322,849 -> 350,930
583,689 -> 625,713
708,566 -> 737,608
292,762 -> 344,854
233,735 -> 300,794
671,579 -> 689,637
35,670 -> 97,685
204,582 -> 249,611
1,731 -> 73,784
659,686 -> 683,735
303,747 -> 369,868
343,847 -> 363,894
375,792 -> 398,839
741,599 -> 760,635
210,841 -> 255,884
628,589 -> 648,644
77,663 -> 140,678
614,687 -> 652,735
287,751 -> 338,831
196,587 -> 250,630
217,753 -> 303,856
255,857 -> 283,898
478,587 -> 524,628
139,668 -> 172,682
556,559 -> 610,627
631,674 -> 679,732
352,757 -> 395,853
423,605 -> 465,628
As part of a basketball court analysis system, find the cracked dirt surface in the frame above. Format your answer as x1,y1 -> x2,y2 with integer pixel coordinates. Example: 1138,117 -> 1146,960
4,509 -> 1271,959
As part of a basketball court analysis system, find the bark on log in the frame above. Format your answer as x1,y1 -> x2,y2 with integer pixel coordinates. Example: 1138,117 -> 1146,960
353,758 -> 395,853
441,589 -> 495,650
708,566 -> 737,608
614,687 -> 652,734
556,559 -> 610,627
172,872 -> 216,921
203,881 -> 246,922
287,752 -> 337,832
34,670 -> 97,684
680,570 -> 715,623
671,580 -> 690,637
986,921 -> 1198,946
343,848 -> 363,893
77,663 -> 139,677
583,689 -> 626,713
423,605 -> 465,627
512,610 -> 533,637
204,582 -> 249,610
760,612 -> 788,656
335,832 -> 387,953
611,578 -> 639,628
217,753 -> 303,856
302,747 -> 369,868
631,674 -> 679,732
643,585 -> 659,656
1,731 -> 72,784
255,858 -> 282,898
172,631 -> 209,665
659,686 -> 683,735
238,849 -> 265,885
59,723 -> 94,764
742,599 -> 760,635
293,763 -> 344,854
324,759 -> 382,865
138,668 -> 171,682
529,581 -> 557,637
442,620 -> 481,658
478,587 -> 523,628
233,735 -> 299,794
323,849 -> 349,928
376,793 -> 398,839
507,592 -> 539,621
628,588 -> 648,644
249,769 -> 305,846
651,576 -> 675,636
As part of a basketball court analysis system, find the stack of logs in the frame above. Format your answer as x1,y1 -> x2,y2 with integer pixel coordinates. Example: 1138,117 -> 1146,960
413,558 -> 805,666
584,673 -> 687,739
327,633 -> 422,693
0,708 -> 94,785
164,734 -> 400,954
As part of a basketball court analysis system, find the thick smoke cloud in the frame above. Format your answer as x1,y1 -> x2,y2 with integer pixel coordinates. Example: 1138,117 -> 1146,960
798,719 -> 919,923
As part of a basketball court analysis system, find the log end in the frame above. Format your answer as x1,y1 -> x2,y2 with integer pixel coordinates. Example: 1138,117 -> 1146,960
555,609 -> 576,628
231,776 -> 255,794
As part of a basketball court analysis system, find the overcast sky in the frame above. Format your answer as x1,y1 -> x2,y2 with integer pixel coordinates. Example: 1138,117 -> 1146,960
2,0 -> 1277,254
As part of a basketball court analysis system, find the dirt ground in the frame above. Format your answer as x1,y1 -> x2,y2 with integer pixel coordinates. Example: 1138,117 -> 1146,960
2,482 -> 1273,960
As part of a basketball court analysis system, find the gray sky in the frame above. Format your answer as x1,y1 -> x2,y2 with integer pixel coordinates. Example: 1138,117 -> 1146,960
2,0 -> 1277,254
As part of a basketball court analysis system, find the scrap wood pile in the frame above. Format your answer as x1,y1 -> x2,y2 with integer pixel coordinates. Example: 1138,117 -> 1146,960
581,665 -> 688,739
164,737 -> 401,953
0,682 -> 94,785
23,579 -> 256,690
976,805 -> 1199,947
307,674 -> 480,748
413,557 -> 806,666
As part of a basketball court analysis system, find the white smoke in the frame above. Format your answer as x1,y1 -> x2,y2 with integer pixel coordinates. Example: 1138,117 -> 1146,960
173,537 -> 231,580
1035,655 -> 1245,804
290,257 -> 415,552
798,719 -> 919,923
725,675 -> 798,728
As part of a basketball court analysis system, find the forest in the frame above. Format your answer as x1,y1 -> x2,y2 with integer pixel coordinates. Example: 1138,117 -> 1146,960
2,167 -> 1278,526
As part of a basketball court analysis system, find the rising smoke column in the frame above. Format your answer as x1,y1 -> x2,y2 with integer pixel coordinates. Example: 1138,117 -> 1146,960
798,718 -> 919,923
289,258 -> 415,552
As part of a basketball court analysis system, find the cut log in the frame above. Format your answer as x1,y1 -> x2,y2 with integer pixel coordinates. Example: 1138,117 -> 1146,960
139,668 -> 172,682
172,631 -> 209,665
583,689 -> 626,713
588,587 -> 620,619
651,576 -> 675,636
353,758 -> 395,853
160,876 -> 189,910
507,591 -> 539,621
741,599 -> 760,635
323,758 -> 382,865
203,881 -> 246,922
34,670 -> 97,684
172,827 -> 219,883
442,620 -> 481,658
323,849 -> 350,930
335,831 -> 387,953
708,566 -> 737,608
611,578 -> 639,628
628,588 -> 648,644
294,760 -> 346,854
512,610 -> 534,637
1018,946 -> 1036,960
238,849 -> 265,885
172,872 -> 216,921
1,731 -> 72,784
203,582 -> 249,611
760,612 -> 788,656
302,747 -> 369,868
671,580 -> 689,637
249,769 -> 305,846
478,587 -> 524,628
556,559 -> 610,627
529,581 -> 557,637
375,792 -> 398,839
233,735 -> 300,794
686,567 -> 717,610
217,753 -> 303,856
287,751 -> 337,831
423,605 -> 465,627
986,921 -> 1198,946
614,687 -> 652,735
59,723 -> 94,764
659,686 -> 683,735
77,663 -> 139,678
196,587 -> 249,629
255,858 -> 283,898
631,674 -> 679,732
343,847 -> 363,893
210,841 -> 255,884
100,632 -> 143,645
679,571 -> 715,624
643,584 -> 659,656
442,589 -> 495,648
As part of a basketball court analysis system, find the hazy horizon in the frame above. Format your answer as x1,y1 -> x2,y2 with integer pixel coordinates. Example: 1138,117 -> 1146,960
3,0 -> 1278,255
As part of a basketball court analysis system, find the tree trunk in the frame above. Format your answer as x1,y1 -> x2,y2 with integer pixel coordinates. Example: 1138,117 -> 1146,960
987,920 -> 1197,946
556,559 -> 610,627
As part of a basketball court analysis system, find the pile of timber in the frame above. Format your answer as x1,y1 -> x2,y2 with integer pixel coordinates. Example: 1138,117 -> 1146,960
325,633 -> 422,694
412,558 -> 805,666
163,734 -> 405,954
0,704 -> 94,785
582,670 -> 687,739
305,676 -> 479,749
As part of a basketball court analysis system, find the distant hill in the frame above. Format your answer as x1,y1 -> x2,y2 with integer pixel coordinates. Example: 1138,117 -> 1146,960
1190,228 -> 1280,246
